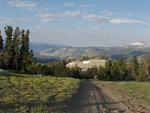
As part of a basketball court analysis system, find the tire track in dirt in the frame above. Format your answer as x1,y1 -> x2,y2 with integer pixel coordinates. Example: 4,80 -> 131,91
64,81 -> 131,113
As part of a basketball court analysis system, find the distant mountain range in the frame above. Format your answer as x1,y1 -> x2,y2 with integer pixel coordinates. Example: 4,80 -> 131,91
30,42 -> 150,62
30,42 -> 69,52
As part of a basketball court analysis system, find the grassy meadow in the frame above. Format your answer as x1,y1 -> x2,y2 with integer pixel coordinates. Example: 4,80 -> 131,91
0,74 -> 80,113
101,81 -> 150,107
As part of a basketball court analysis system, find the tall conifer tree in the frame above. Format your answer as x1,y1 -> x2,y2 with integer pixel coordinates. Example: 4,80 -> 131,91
12,27 -> 20,70
4,26 -> 13,69
0,30 -> 3,50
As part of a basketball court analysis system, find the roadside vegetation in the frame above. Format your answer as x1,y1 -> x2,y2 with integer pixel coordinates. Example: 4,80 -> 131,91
99,81 -> 150,111
0,74 -> 80,113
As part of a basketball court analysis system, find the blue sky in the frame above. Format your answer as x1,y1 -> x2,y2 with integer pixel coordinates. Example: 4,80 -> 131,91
0,0 -> 150,47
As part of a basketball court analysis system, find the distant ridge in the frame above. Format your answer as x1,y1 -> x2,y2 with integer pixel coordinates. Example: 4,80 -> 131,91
30,42 -> 150,63
30,42 -> 70,52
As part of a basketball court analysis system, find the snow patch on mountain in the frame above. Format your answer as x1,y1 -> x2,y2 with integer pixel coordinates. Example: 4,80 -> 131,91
120,42 -> 150,48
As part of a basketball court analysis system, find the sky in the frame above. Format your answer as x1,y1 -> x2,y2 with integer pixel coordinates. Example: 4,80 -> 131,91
0,0 -> 150,47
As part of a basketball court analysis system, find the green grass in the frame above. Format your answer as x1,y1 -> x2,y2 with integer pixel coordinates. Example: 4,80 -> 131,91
0,75 -> 80,113
102,81 -> 150,106
0,69 -> 13,76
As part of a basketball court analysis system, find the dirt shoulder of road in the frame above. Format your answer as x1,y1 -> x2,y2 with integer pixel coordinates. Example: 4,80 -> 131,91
93,81 -> 150,113
65,81 -> 132,113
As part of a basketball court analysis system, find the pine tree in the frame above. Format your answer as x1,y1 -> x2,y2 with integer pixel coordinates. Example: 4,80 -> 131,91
143,56 -> 150,80
97,66 -> 106,80
137,64 -> 147,81
19,29 -> 33,71
12,27 -> 21,70
87,67 -> 98,78
5,26 -> 13,51
130,56 -> 139,80
0,30 -> 3,50
0,30 -> 4,68
69,65 -> 81,78
4,26 -> 13,69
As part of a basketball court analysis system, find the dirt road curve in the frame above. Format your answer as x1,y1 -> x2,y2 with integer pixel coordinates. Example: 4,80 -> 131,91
64,81 -> 131,113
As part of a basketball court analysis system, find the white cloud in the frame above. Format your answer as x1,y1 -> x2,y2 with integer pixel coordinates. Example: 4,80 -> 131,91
83,14 -> 110,22
82,4 -> 94,8
8,0 -> 36,10
110,19 -> 142,25
38,11 -> 81,22
63,2 -> 76,7
8,0 -> 147,27
0,17 -> 32,25
64,11 -> 81,17
8,1 -> 81,22
100,11 -> 113,17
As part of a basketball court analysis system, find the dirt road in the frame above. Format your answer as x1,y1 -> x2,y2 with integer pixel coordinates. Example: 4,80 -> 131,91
64,81 -> 131,113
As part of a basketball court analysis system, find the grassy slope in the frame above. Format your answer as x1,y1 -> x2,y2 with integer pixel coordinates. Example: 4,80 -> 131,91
101,81 -> 150,107
0,75 -> 80,113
